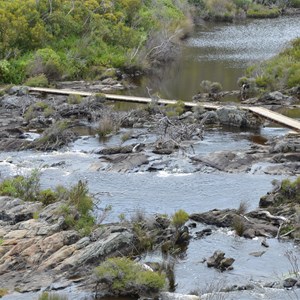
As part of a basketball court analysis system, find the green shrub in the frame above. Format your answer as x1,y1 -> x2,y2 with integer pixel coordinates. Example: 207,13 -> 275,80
165,100 -> 186,117
200,80 -> 223,93
24,74 -> 49,87
0,169 -> 41,202
67,94 -> 82,104
247,4 -> 280,18
290,0 -> 300,7
95,257 -> 166,295
171,209 -> 189,229
38,292 -> 68,300
205,0 -> 236,21
28,48 -> 63,80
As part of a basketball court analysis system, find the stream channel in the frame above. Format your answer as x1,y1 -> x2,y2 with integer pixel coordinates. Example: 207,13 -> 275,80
2,15 -> 300,300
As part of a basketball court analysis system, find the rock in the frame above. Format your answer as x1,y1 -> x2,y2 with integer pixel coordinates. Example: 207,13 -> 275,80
97,144 -> 143,155
259,91 -> 296,105
243,228 -> 256,239
206,250 -> 225,268
206,250 -> 235,271
219,257 -> 235,269
190,150 -> 261,173
249,251 -> 266,257
160,292 -> 200,300
283,278 -> 297,288
195,228 -> 212,239
101,153 -> 149,172
216,106 -> 262,129
261,238 -> 269,248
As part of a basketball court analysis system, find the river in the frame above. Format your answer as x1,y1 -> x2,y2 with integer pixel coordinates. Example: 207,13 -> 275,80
129,15 -> 300,101
1,15 -> 300,300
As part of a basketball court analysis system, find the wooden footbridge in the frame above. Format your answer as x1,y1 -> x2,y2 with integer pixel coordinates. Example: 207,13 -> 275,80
28,87 -> 300,132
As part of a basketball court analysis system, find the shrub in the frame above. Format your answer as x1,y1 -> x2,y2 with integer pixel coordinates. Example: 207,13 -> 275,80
0,169 -> 41,202
97,115 -> 120,137
247,4 -> 280,18
24,74 -> 49,87
95,257 -> 166,296
233,216 -> 245,236
38,292 -> 68,300
30,120 -> 76,150
171,209 -> 189,229
0,288 -> 8,297
165,100 -> 185,117
28,48 -> 63,80
205,0 -> 236,21
237,200 -> 249,215
67,94 -> 82,104
200,80 -> 222,94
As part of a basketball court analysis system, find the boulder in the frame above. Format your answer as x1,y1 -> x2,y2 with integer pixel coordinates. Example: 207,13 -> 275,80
216,106 -> 262,128
206,250 -> 234,271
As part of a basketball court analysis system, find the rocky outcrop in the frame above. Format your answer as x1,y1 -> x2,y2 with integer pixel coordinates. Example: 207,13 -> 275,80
206,250 -> 235,271
0,198 -> 135,293
216,106 -> 262,128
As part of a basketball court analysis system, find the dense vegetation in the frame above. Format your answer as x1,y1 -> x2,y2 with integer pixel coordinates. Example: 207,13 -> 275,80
0,170 -> 99,235
243,38 -> 300,91
0,0 -> 190,84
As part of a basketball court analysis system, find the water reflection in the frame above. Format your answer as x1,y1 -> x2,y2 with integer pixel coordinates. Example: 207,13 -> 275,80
126,16 -> 300,101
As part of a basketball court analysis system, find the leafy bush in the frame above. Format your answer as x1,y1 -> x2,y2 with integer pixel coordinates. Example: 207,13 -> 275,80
247,4 -> 280,18
245,37 -> 300,91
24,74 -> 49,87
205,0 -> 236,21
165,100 -> 186,117
0,171 -> 97,236
0,0 -> 191,82
28,48 -> 63,80
171,209 -> 189,229
95,257 -> 166,296
67,94 -> 82,104
0,169 -> 41,202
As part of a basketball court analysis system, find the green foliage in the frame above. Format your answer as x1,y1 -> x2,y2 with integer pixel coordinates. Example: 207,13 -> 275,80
171,209 -> 189,229
290,0 -> 300,7
0,0 -> 190,83
67,94 -> 82,105
245,37 -> 300,91
204,0 -> 236,21
95,257 -> 166,295
28,48 -> 63,80
279,177 -> 300,203
165,100 -> 186,117
24,74 -> 49,87
0,171 -> 97,236
0,169 -> 41,202
200,80 -> 223,93
247,4 -> 280,18
38,292 -> 68,300
133,223 -> 154,251
24,101 -> 49,121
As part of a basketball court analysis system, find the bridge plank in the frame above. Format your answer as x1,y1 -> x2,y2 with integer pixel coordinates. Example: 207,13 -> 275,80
28,87 -> 300,132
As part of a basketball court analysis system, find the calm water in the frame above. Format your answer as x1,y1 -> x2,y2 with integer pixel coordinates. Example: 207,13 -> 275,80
128,15 -> 300,101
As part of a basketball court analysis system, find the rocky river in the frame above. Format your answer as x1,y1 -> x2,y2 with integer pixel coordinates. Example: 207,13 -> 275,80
1,15 -> 300,300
